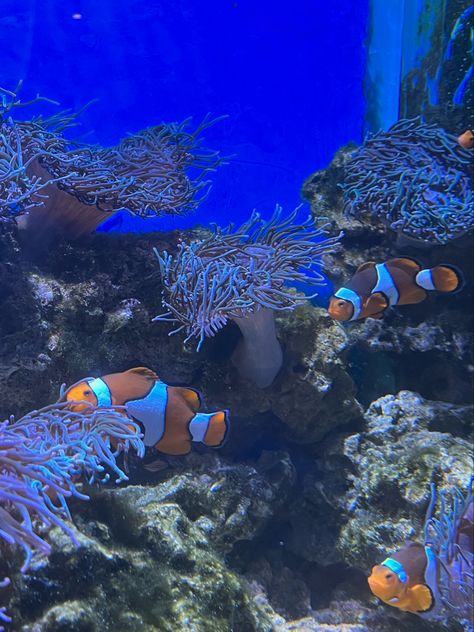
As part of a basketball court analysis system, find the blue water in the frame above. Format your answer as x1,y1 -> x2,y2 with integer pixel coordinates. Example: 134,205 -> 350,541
1,0 -> 368,232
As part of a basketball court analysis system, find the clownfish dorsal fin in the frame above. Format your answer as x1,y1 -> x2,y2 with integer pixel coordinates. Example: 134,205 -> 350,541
387,257 -> 422,276
125,367 -> 160,381
174,386 -> 202,413
410,583 -> 434,613
364,291 -> 388,316
355,261 -> 377,274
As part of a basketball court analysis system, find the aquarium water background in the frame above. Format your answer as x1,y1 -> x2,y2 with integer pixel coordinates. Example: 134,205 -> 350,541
1,0 -> 470,234
1,0 -> 371,232
0,0 -> 473,630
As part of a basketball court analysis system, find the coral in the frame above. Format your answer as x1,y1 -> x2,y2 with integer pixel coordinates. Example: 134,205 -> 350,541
0,224 -> 360,446
0,228 -> 204,421
1,82 -> 223,240
341,118 -> 473,244
154,205 -> 341,386
8,452 -> 294,631
0,87 -> 64,223
346,310 -> 474,406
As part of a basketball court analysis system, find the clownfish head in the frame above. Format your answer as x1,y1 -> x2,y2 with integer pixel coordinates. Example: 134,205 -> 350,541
65,381 -> 98,411
368,564 -> 406,604
328,296 -> 354,321
458,130 -> 474,150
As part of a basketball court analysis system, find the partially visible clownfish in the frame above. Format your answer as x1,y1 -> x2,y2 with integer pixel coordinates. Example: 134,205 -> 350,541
368,483 -> 473,623
64,367 -> 230,456
328,257 -> 464,322
458,129 -> 474,149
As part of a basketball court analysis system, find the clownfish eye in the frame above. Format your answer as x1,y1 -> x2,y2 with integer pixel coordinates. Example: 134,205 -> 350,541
83,389 -> 92,396
337,300 -> 346,308
385,572 -> 393,579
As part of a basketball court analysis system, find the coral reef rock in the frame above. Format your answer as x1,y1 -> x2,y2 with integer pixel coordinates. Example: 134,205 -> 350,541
202,305 -> 363,445
10,451 -> 295,631
338,391 -> 473,568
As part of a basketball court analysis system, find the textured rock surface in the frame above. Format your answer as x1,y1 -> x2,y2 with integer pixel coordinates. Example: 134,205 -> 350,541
201,305 -> 363,445
278,391 -> 472,571
8,452 -> 294,631
249,581 -> 462,632
338,391 -> 473,568
0,225 -> 200,419
2,141 -> 473,632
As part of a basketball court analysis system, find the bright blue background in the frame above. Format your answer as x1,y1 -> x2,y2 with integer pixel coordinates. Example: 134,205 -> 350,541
1,0 -> 369,232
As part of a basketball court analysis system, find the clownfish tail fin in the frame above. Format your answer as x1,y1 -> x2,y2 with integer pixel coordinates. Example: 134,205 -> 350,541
431,265 -> 464,293
189,411 -> 231,448
204,411 -> 231,448
415,265 -> 464,294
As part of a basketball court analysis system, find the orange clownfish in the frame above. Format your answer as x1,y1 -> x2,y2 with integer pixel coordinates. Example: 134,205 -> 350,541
65,367 -> 230,456
328,257 -> 463,322
368,542 -> 438,615
457,130 -> 474,150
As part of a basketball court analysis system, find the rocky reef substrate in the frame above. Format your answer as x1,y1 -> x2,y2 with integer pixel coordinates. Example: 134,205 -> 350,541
1,143 -> 472,631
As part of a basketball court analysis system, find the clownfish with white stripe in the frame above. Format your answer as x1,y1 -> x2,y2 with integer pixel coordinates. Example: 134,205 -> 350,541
328,257 -> 464,322
64,367 -> 230,456
368,484 -> 473,621
368,543 -> 437,614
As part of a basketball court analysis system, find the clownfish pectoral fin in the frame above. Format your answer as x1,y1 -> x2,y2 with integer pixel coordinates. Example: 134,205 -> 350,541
398,286 -> 427,305
125,367 -> 160,381
355,261 -> 377,274
364,292 -> 388,317
387,257 -> 422,276
410,583 -> 434,613
175,387 -> 202,413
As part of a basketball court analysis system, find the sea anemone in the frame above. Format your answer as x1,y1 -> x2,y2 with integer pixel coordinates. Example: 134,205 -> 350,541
0,402 -> 143,569
341,117 -> 473,244
423,481 -> 473,625
1,81 -> 223,241
0,401 -> 144,625
153,205 -> 341,387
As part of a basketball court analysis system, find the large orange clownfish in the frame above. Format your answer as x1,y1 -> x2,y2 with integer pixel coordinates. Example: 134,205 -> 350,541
328,257 -> 464,322
65,367 -> 230,456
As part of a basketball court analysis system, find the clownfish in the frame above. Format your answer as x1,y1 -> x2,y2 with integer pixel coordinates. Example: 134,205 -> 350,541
65,367 -> 230,456
457,129 -> 474,149
368,542 -> 438,614
328,257 -> 464,322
